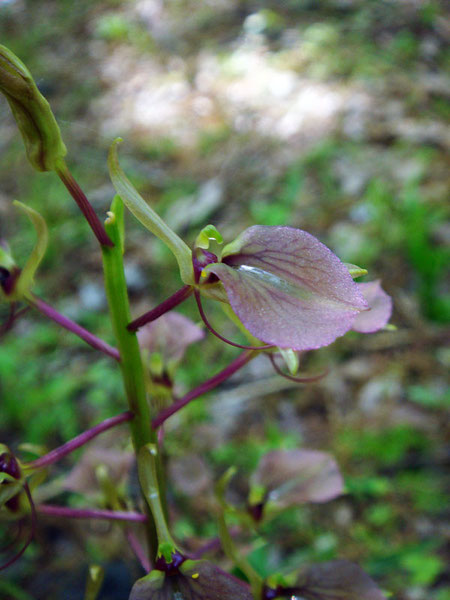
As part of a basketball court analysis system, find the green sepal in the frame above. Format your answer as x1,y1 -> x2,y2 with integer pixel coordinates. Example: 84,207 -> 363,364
0,44 -> 67,171
13,200 -> 48,300
84,565 -> 105,600
0,475 -> 23,507
215,466 -> 237,509
278,348 -> 299,375
0,244 -> 16,271
108,139 -> 193,284
248,483 -> 266,507
158,541 -> 177,564
195,224 -> 223,250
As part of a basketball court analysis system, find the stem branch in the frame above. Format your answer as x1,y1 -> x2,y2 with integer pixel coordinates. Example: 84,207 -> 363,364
37,505 -> 146,522
152,349 -> 257,428
128,285 -> 193,331
27,294 -> 120,361
24,411 -> 133,470
55,159 -> 113,247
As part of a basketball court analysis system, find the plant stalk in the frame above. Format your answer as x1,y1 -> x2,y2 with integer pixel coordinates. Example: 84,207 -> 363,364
101,196 -> 159,560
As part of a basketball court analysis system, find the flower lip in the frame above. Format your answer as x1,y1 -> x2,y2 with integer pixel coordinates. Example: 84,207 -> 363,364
154,550 -> 186,575
193,249 -> 218,283
0,267 -> 20,296
0,451 -> 21,480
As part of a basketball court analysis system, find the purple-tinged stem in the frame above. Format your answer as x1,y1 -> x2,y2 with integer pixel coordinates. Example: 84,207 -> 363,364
128,285 -> 193,331
28,294 -> 120,361
37,505 -> 147,522
0,303 -> 30,337
25,411 -> 133,470
194,289 -> 273,350
126,529 -> 151,572
55,160 -> 114,248
268,354 -> 327,383
152,349 -> 257,428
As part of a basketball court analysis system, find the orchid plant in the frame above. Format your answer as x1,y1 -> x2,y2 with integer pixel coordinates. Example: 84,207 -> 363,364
0,45 -> 392,599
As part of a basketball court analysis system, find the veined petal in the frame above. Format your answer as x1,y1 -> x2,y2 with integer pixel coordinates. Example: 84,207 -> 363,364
294,560 -> 387,600
206,226 -> 367,351
353,280 -> 392,333
250,449 -> 344,510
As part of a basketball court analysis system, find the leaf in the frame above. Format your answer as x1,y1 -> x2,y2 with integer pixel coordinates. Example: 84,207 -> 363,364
206,226 -> 368,351
352,281 -> 393,333
250,449 -> 344,511
129,560 -> 252,600
294,560 -> 387,600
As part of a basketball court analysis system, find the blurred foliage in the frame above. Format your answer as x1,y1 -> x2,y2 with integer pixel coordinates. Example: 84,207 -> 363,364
0,0 -> 449,599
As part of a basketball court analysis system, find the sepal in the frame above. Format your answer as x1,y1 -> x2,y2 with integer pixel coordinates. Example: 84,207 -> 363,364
0,44 -> 67,171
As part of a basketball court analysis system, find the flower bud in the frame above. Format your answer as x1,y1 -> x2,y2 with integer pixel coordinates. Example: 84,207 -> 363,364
0,45 -> 66,171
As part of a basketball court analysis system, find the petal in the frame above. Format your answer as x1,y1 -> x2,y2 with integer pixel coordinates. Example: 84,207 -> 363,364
352,281 -> 392,333
295,560 -> 387,600
206,226 -> 367,351
251,449 -> 344,508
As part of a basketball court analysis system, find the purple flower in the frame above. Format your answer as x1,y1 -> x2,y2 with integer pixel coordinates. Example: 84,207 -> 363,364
265,560 -> 387,600
249,449 -> 344,518
202,226 -> 391,351
137,312 -> 204,365
129,556 -> 252,600
353,280 -> 392,333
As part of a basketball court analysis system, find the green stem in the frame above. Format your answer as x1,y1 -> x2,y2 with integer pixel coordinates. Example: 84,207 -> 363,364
101,195 -> 159,559
217,510 -> 262,598
137,444 -> 175,551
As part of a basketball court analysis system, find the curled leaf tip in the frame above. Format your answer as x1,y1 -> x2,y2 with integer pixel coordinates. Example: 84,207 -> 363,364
0,44 -> 67,171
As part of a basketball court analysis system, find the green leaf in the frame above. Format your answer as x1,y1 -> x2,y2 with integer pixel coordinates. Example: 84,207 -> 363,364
0,44 -> 67,171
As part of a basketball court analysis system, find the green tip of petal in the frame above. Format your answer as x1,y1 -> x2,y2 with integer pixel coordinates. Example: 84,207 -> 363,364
344,263 -> 368,279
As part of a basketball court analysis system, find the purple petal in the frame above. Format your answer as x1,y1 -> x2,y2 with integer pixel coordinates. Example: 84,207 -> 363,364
352,280 -> 392,333
252,449 -> 344,508
295,560 -> 387,600
207,226 -> 367,351
137,312 -> 204,363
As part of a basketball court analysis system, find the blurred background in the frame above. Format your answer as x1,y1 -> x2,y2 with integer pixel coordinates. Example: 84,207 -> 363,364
0,1 -> 449,599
